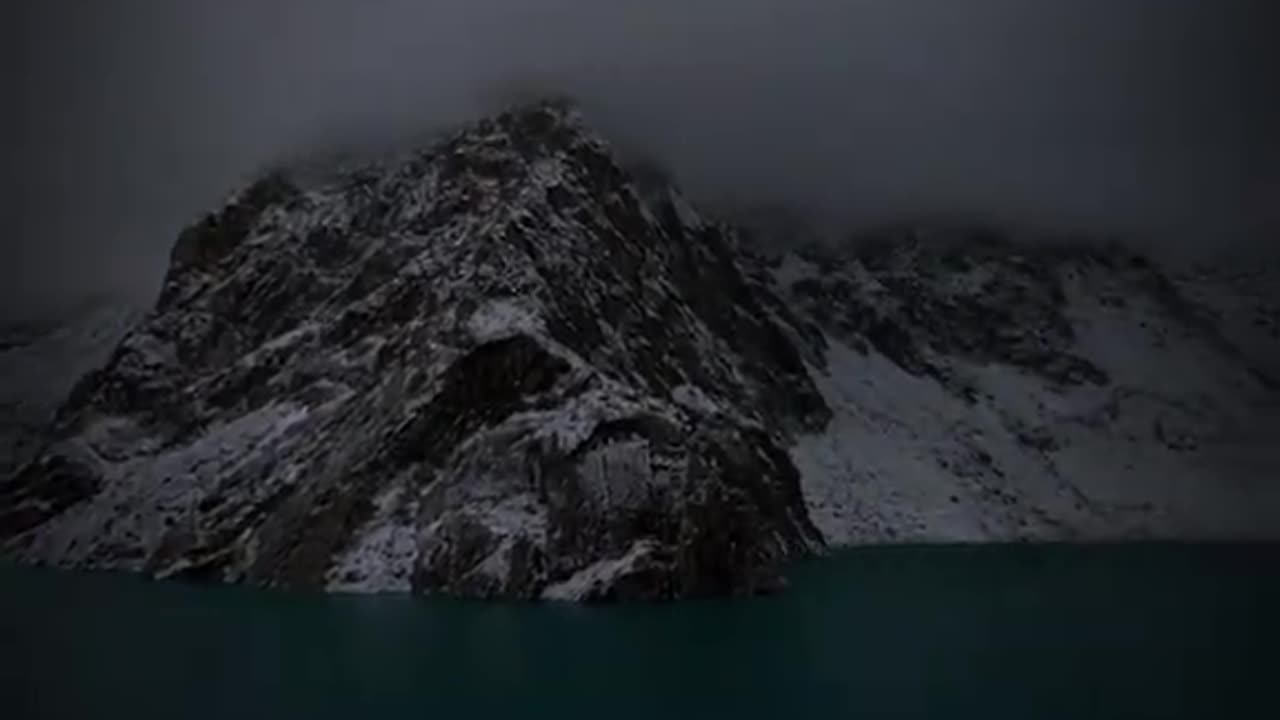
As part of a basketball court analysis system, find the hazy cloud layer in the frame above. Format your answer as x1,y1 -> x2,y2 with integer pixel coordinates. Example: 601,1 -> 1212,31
7,0 -> 1278,316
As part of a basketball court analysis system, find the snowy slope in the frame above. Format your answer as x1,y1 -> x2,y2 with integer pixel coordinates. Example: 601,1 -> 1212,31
1168,261 -> 1280,383
0,302 -> 142,479
768,231 -> 1280,545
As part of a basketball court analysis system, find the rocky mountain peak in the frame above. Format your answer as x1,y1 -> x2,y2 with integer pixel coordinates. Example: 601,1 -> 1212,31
1,98 -> 830,600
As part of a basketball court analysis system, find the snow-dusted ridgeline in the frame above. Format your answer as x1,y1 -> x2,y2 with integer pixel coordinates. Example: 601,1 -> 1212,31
2,100 -> 1276,603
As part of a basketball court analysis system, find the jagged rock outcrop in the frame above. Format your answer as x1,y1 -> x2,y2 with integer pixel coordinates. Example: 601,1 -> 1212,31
0,100 -> 828,600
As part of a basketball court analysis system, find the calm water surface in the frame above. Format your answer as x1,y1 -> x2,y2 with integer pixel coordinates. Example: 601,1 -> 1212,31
2,544 -> 1274,719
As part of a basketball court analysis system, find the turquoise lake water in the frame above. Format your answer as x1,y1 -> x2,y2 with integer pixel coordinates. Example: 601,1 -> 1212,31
2,544 -> 1274,719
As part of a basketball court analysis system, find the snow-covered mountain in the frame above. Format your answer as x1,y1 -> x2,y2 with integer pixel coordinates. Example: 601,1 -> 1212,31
765,231 -> 1278,543
2,99 -> 1276,600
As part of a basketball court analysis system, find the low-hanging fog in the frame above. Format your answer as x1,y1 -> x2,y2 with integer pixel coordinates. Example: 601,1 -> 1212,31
6,0 -> 1277,319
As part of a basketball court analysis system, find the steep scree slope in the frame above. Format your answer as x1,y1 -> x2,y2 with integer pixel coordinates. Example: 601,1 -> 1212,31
769,228 -> 1279,544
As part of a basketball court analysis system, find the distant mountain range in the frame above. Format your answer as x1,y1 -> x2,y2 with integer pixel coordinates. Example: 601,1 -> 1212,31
3,99 -> 1277,601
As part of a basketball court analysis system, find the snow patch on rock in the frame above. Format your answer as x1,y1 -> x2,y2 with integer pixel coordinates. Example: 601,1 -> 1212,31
466,298 -> 548,343
542,540 -> 657,601
327,479 -> 421,593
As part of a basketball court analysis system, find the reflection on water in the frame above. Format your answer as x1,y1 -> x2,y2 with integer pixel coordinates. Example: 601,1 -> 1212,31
3,544 -> 1275,719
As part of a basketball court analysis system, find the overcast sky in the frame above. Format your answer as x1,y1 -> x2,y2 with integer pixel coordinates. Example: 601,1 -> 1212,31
6,0 -> 1278,316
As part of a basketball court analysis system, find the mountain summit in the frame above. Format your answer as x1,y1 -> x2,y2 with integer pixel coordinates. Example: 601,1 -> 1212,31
1,100 -> 831,600
3,100 -> 1277,600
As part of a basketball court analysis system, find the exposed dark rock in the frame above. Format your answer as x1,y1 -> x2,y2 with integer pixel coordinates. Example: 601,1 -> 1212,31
782,226 -> 1110,396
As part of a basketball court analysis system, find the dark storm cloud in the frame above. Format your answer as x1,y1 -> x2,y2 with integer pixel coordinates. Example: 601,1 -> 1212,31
7,0 -> 1278,316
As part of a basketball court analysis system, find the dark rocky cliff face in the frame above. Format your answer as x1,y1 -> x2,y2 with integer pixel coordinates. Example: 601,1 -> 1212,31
0,100 -> 828,601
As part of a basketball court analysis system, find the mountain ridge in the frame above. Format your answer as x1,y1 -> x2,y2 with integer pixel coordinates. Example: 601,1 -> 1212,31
2,98 -> 1276,600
